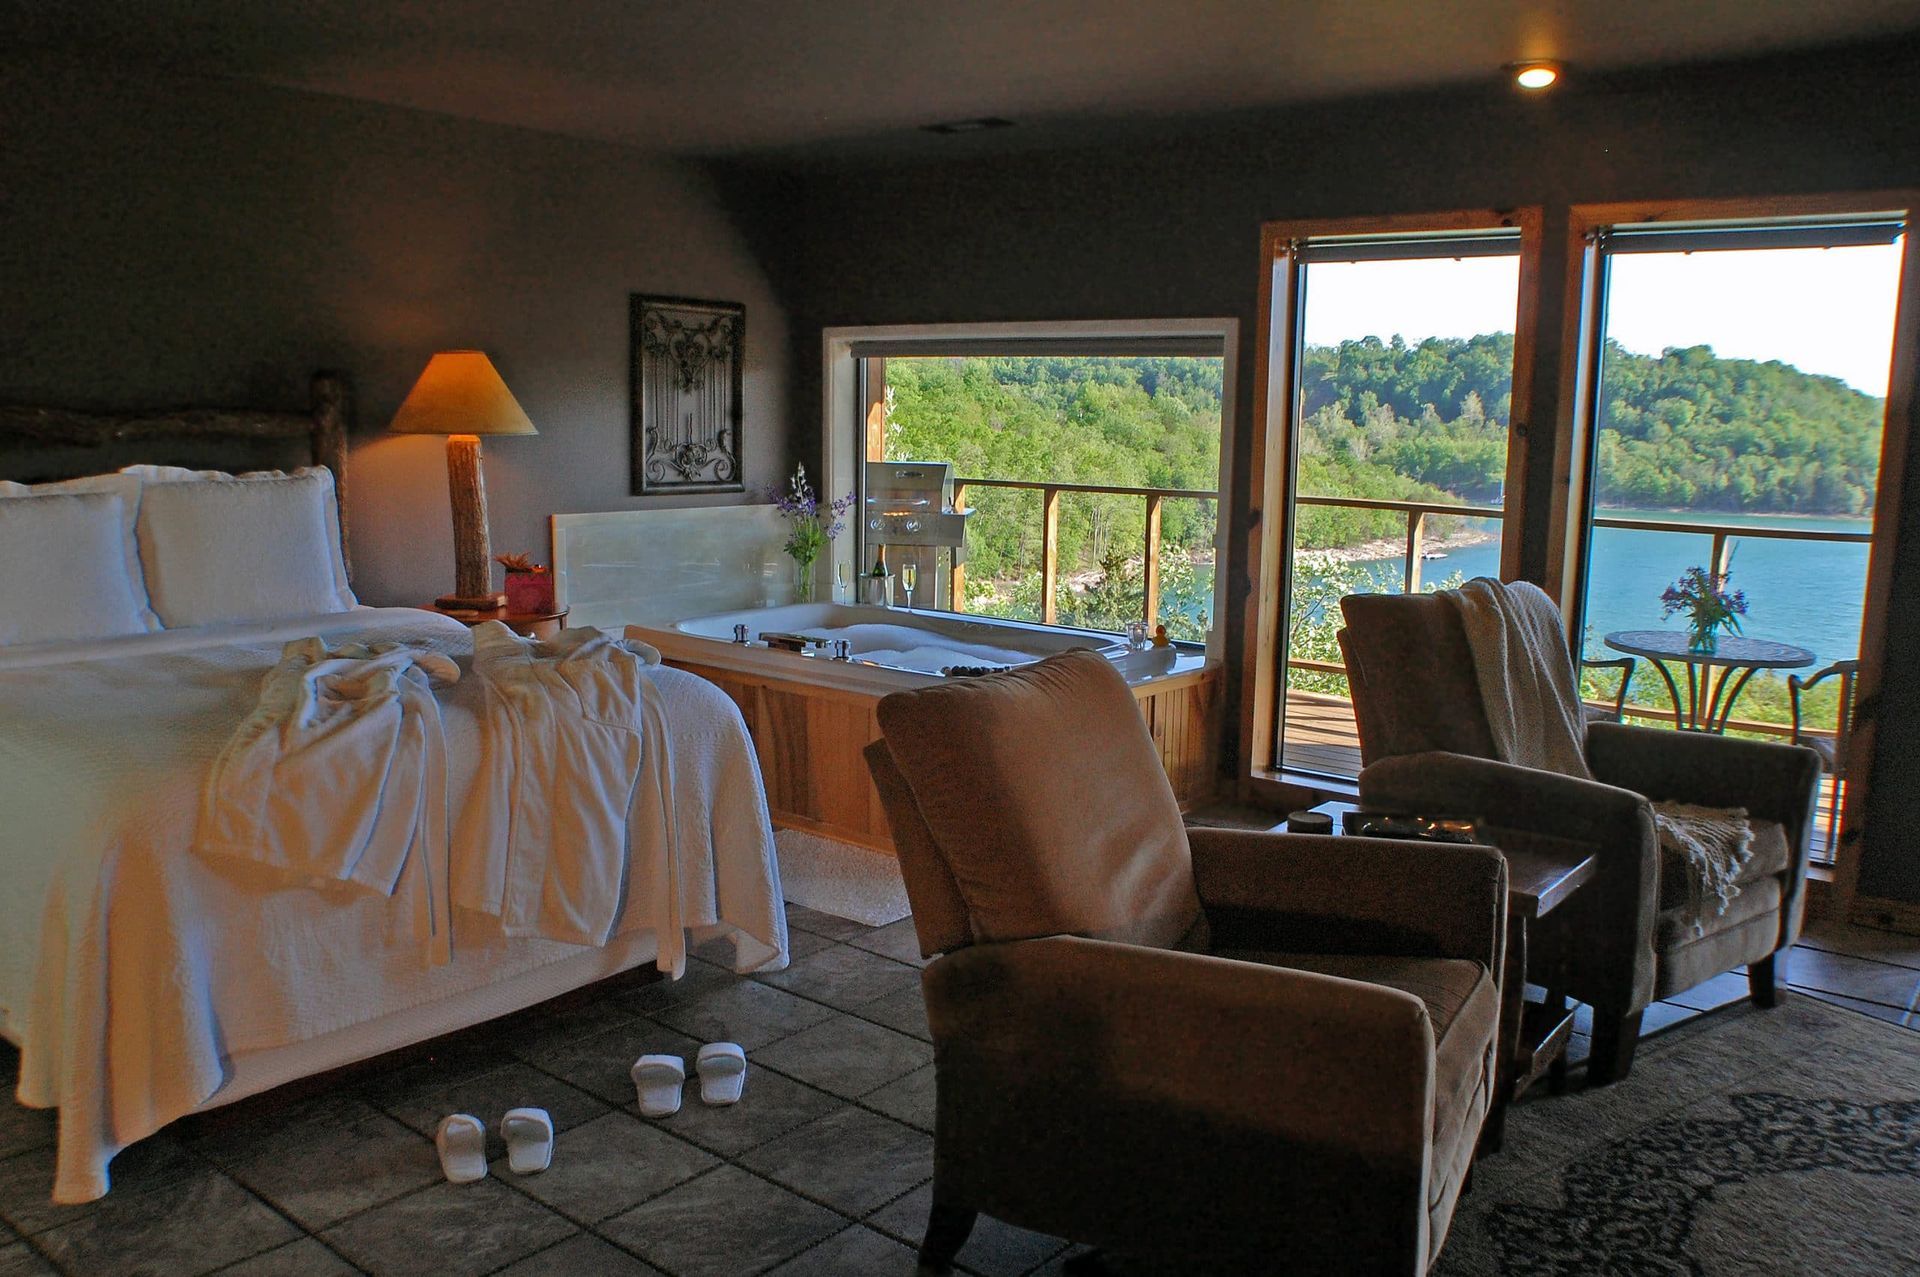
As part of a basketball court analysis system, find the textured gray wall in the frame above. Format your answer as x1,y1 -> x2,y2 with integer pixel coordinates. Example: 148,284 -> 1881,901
1,60 -> 791,606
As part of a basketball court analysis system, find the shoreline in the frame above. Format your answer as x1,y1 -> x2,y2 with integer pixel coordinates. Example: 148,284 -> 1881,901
1592,505 -> 1873,526
1301,504 -> 1871,567
1300,527 -> 1497,567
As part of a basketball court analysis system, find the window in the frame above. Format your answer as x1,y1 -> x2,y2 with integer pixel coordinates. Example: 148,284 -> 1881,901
1564,211 -> 1907,864
1247,213 -> 1542,783
823,323 -> 1236,656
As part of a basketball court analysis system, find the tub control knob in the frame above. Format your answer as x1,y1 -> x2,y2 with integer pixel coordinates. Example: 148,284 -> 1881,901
732,624 -> 750,644
833,639 -> 852,661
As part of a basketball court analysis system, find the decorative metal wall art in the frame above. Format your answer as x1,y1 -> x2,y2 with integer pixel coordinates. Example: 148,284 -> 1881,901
630,294 -> 745,494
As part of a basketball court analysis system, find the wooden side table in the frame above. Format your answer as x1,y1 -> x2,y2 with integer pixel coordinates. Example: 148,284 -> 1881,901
1306,801 -> 1595,1153
419,602 -> 569,640
1483,840 -> 1596,1152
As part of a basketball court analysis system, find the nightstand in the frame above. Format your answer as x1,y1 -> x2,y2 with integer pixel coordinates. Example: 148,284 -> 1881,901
420,602 -> 569,640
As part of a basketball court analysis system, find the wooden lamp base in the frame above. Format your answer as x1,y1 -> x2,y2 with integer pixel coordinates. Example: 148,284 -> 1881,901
441,433 -> 505,610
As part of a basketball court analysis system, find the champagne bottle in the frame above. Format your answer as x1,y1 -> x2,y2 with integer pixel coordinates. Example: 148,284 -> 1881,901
870,544 -> 889,578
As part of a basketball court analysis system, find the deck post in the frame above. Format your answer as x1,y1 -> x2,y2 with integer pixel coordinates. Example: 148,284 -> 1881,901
1711,531 -> 1734,579
1143,492 -> 1164,624
1405,510 -> 1426,594
950,481 -> 968,612
1041,486 -> 1061,624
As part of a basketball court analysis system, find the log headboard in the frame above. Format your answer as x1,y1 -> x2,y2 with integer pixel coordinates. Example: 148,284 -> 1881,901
0,371 -> 355,575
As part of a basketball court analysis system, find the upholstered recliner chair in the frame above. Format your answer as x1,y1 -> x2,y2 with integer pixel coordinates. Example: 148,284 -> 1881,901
1338,591 -> 1821,1085
864,650 -> 1506,1276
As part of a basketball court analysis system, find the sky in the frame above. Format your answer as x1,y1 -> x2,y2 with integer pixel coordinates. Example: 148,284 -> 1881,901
1300,240 -> 1903,397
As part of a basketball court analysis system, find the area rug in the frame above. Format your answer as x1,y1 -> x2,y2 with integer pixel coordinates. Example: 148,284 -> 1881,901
1438,995 -> 1920,1275
774,827 -> 912,926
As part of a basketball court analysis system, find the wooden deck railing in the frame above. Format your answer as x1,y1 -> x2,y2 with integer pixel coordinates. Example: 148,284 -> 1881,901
1295,493 -> 1505,594
953,477 -> 1217,625
1286,493 -> 1869,734
1590,511 -> 1872,579
945,479 -> 1870,648
945,479 -> 1862,859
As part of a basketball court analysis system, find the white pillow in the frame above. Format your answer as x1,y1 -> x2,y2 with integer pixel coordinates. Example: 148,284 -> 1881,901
0,488 -> 161,644
123,465 -> 359,628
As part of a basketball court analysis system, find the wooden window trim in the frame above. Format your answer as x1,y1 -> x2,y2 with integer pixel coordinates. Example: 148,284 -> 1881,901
1239,208 -> 1545,798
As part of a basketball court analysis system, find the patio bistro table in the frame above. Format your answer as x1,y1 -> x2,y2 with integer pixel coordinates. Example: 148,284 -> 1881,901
1602,629 -> 1814,734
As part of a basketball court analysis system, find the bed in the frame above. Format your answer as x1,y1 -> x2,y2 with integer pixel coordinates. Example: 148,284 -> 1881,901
0,375 -> 787,1203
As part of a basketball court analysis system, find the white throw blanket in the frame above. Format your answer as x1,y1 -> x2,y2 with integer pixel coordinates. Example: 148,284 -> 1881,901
1446,577 -> 1593,779
1651,801 -> 1755,935
1443,577 -> 1752,932
455,623 -> 667,950
200,638 -> 462,964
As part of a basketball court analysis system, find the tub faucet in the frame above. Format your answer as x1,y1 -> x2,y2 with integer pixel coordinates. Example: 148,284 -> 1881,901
732,623 -> 750,644
832,639 -> 852,661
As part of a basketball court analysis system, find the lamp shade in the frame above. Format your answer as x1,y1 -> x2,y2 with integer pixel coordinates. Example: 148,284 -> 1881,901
388,351 -> 537,436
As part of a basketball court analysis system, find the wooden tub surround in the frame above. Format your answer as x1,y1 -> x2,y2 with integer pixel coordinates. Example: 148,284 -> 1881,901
665,655 -> 1223,856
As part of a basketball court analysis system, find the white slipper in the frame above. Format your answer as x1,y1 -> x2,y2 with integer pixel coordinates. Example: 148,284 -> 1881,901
435,1114 -> 489,1184
696,1042 -> 748,1106
500,1107 -> 554,1175
633,1054 -> 687,1117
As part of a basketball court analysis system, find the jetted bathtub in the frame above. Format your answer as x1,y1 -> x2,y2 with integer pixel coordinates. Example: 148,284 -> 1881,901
628,602 -> 1223,853
665,602 -> 1204,687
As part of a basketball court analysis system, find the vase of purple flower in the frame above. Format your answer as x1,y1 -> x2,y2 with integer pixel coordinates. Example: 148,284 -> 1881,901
768,464 -> 855,604
1661,561 -> 1749,654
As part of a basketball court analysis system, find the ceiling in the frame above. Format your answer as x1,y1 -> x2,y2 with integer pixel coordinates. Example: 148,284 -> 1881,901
10,0 -> 1920,155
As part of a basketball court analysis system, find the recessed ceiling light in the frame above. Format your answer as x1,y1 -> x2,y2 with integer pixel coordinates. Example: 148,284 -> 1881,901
920,117 -> 1016,135
1508,60 -> 1562,91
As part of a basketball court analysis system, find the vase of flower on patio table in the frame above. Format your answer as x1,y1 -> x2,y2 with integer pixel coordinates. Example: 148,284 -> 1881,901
1661,562 -> 1749,656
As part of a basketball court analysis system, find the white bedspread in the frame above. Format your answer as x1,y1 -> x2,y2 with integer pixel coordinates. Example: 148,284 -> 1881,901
0,608 -> 785,1202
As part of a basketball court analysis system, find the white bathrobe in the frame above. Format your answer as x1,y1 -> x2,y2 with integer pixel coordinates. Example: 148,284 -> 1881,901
198,637 -> 461,963
455,623 -> 673,953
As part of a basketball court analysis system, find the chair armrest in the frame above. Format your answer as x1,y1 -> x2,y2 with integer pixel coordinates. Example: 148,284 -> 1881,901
1586,722 -> 1822,832
1360,750 -> 1654,854
1188,827 -> 1506,970
924,935 -> 1436,1162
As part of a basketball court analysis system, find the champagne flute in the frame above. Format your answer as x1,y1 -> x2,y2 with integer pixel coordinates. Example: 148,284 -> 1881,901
901,561 -> 919,613
835,561 -> 849,605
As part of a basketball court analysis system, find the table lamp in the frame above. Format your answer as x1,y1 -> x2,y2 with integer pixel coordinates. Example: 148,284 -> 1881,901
388,351 -> 536,610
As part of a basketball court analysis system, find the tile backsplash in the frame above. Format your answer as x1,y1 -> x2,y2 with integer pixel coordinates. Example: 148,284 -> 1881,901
551,505 -> 799,630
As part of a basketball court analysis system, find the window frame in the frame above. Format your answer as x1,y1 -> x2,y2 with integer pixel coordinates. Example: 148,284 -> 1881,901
1240,208 -> 1547,799
1555,194 -> 1920,922
820,319 -> 1240,664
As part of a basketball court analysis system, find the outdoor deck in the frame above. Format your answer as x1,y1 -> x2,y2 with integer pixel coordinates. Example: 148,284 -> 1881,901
1281,688 -> 1365,779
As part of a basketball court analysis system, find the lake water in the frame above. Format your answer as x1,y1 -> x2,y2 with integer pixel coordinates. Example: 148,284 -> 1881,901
1350,509 -> 1871,668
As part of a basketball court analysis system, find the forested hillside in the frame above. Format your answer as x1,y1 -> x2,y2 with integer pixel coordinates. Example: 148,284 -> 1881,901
1298,334 -> 1884,516
880,341 -> 1883,634
881,356 -> 1223,628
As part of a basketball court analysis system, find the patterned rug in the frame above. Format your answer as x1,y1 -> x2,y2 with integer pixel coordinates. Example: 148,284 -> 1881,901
1438,995 -> 1920,1276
